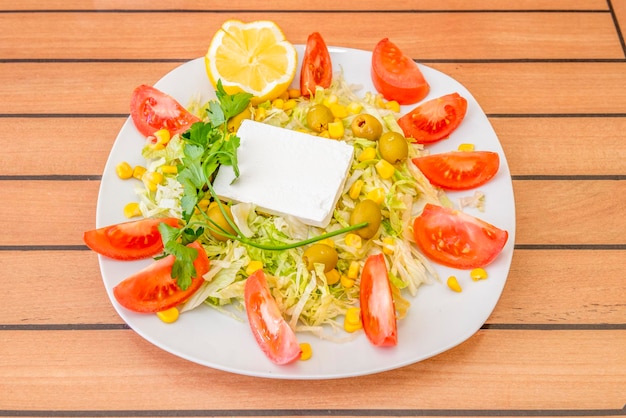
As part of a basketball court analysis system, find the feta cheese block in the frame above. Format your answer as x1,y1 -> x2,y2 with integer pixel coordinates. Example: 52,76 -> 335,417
212,119 -> 354,228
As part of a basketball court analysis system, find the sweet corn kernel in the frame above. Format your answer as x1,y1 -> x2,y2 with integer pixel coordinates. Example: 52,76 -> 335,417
385,100 -> 401,113
347,261 -> 360,279
288,88 -> 301,99
132,165 -> 147,180
317,130 -> 330,138
375,94 -> 386,109
328,121 -> 344,139
299,342 -> 312,361
323,94 -> 338,107
447,276 -> 462,292
358,147 -> 377,162
272,98 -> 285,109
330,103 -> 348,119
115,161 -> 133,179
143,171 -> 164,185
382,236 -> 395,255
147,143 -> 165,151
366,187 -> 385,205
153,129 -> 171,145
283,99 -> 297,111
340,274 -> 355,288
375,159 -> 395,179
317,238 -> 335,248
470,267 -> 488,281
345,233 -> 362,249
246,260 -> 264,276
346,101 -> 363,114
458,143 -> 475,152
123,202 -> 142,218
344,307 -> 363,333
159,165 -> 178,174
279,90 -> 290,101
348,179 -> 364,200
325,269 -> 341,285
254,107 -> 266,121
156,307 -> 179,323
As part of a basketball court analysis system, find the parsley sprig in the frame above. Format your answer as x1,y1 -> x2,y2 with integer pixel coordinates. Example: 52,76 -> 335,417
158,81 -> 366,290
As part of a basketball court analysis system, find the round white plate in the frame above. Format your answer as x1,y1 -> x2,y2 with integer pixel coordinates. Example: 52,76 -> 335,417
96,45 -> 516,379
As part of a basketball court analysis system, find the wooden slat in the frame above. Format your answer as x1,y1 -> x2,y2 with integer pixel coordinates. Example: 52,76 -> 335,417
2,63 -> 626,115
0,12 -> 622,60
1,179 -> 623,246
0,330 -> 623,410
2,250 -> 624,326
0,0 -> 610,12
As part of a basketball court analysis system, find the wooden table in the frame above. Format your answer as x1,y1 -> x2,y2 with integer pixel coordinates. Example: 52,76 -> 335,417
1,1 -> 625,416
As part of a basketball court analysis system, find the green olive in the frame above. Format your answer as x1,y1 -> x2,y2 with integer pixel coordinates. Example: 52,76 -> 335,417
207,204 -> 236,242
306,104 -> 334,133
350,199 -> 382,239
378,131 -> 409,164
227,107 -> 252,133
303,243 -> 338,272
350,113 -> 383,141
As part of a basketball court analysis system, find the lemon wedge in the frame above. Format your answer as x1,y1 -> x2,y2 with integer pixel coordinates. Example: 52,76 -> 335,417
205,20 -> 297,104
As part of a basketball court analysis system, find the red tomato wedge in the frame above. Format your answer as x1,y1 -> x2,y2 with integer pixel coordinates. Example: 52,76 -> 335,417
300,32 -> 332,97
83,218 -> 180,261
244,270 -> 302,365
360,254 -> 397,347
413,204 -> 508,269
371,38 -> 430,105
130,84 -> 200,138
412,151 -> 500,190
398,93 -> 468,144
113,241 -> 209,313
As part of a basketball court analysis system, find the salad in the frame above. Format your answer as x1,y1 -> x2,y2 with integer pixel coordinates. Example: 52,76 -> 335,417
85,28 -> 509,367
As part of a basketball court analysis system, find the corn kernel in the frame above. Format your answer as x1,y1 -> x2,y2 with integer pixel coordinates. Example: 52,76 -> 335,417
325,269 -> 341,285
348,179 -> 364,200
246,260 -> 264,276
375,94 -> 386,109
323,94 -> 338,107
447,276 -> 462,292
272,98 -> 285,109
143,171 -> 163,185
132,165 -> 147,180
123,202 -> 142,218
318,130 -> 330,138
470,267 -> 488,281
254,107 -> 266,121
115,161 -> 133,179
299,342 -> 312,361
279,90 -> 290,101
344,307 -> 363,333
340,274 -> 355,288
458,143 -> 475,152
147,143 -> 165,151
159,165 -> 178,174
346,101 -> 363,115
156,307 -> 179,323
328,120 -> 344,139
345,233 -> 362,249
283,99 -> 297,111
153,129 -> 171,145
366,188 -> 385,205
330,103 -> 348,119
347,261 -> 360,279
317,238 -> 335,248
382,236 -> 395,255
375,159 -> 395,179
385,100 -> 401,113
358,147 -> 377,162
288,88 -> 301,99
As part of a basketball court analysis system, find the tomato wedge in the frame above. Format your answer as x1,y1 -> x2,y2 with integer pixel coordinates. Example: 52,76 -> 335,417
412,151 -> 500,190
398,93 -> 468,144
360,254 -> 397,347
413,204 -> 508,269
113,241 -> 209,313
83,218 -> 180,261
371,38 -> 430,105
244,270 -> 302,365
300,32 -> 332,97
130,84 -> 200,138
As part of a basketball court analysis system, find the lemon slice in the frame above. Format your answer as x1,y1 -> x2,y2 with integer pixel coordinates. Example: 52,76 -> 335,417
205,20 -> 297,104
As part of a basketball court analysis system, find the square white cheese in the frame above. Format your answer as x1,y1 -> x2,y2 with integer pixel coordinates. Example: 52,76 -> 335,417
212,119 -> 354,228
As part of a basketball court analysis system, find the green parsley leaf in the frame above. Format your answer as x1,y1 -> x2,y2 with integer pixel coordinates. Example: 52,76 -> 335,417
215,79 -> 254,120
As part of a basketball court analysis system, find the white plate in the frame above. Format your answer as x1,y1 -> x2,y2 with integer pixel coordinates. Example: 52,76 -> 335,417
96,45 -> 516,379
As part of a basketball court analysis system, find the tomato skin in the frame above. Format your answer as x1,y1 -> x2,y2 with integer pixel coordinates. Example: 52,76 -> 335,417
398,93 -> 468,144
130,85 -> 200,138
244,270 -> 302,365
300,32 -> 332,97
360,254 -> 397,347
413,204 -> 508,269
412,151 -> 500,190
83,218 -> 180,261
371,38 -> 430,105
113,241 -> 209,313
